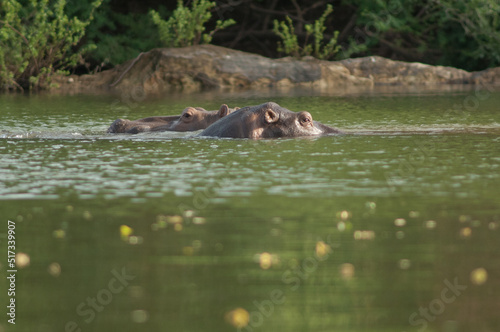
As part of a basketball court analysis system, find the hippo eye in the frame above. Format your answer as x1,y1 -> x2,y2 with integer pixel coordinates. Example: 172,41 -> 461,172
183,113 -> 192,118
300,116 -> 312,126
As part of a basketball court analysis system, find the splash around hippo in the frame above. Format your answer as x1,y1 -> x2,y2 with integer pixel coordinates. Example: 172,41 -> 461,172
198,102 -> 342,139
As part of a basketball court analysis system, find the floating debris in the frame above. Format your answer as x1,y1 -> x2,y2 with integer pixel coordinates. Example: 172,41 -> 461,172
315,241 -> 331,259
271,217 -> 283,224
192,217 -> 206,225
183,210 -> 195,218
409,211 -> 420,218
340,263 -> 355,280
394,218 -> 406,227
259,252 -> 273,269
425,220 -> 437,229
395,231 -> 405,239
53,229 -> 66,239
120,225 -> 133,241
398,259 -> 411,270
337,221 -> 346,232
174,223 -> 183,232
183,246 -> 194,256
128,236 -> 143,245
354,230 -> 375,240
365,201 -> 376,210
338,210 -> 351,221
16,252 -> 30,268
131,309 -> 149,323
255,252 -> 279,269
459,215 -> 470,223
488,222 -> 498,230
225,307 -> 249,328
83,210 -> 92,220
66,205 -> 74,213
460,227 -> 472,238
48,262 -> 61,277
166,215 -> 183,224
470,267 -> 488,285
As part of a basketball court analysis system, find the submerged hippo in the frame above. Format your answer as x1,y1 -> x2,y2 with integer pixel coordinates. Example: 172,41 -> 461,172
199,102 -> 342,138
107,104 -> 238,134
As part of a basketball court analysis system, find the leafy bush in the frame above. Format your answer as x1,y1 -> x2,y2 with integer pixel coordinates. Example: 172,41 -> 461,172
63,0 -> 164,68
150,0 -> 235,48
348,0 -> 500,71
0,0 -> 101,90
273,4 -> 341,60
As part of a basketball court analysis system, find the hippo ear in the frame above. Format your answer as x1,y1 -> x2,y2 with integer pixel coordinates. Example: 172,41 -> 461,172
264,109 -> 279,124
218,104 -> 230,118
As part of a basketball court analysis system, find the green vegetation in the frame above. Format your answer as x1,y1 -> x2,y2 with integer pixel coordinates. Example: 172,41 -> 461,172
1,0 -> 500,91
0,0 -> 101,90
273,5 -> 340,60
351,0 -> 500,71
150,0 -> 235,48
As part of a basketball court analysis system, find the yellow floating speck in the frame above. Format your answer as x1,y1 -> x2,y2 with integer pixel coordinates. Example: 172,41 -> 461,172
174,223 -> 183,232
167,215 -> 183,224
259,252 -> 273,269
470,267 -> 488,285
16,252 -> 30,268
53,229 -> 66,239
83,211 -> 92,220
339,210 -> 350,220
315,241 -> 331,259
394,218 -> 406,227
460,227 -> 472,238
120,225 -> 133,241
340,263 -> 355,280
225,307 -> 249,328
48,262 -> 61,277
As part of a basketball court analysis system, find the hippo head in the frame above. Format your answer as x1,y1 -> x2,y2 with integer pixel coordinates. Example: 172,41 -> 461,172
199,102 -> 342,138
158,104 -> 234,132
107,104 -> 237,133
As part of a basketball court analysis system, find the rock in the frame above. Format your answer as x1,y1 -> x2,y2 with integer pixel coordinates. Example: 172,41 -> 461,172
53,45 -> 500,95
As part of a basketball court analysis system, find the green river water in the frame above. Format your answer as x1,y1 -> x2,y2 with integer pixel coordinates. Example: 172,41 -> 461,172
0,87 -> 499,332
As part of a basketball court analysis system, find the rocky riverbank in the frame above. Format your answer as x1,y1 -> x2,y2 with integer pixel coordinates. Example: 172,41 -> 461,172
54,45 -> 500,95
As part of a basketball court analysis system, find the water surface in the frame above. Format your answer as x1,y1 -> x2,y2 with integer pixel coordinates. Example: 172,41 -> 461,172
1,88 -> 499,332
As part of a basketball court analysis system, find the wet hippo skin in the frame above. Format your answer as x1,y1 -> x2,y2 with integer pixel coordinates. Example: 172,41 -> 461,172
107,104 -> 238,134
198,102 -> 343,138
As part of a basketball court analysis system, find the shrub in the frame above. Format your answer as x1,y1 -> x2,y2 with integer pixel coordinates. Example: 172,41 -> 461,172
150,0 -> 235,48
0,0 -> 102,90
273,4 -> 341,60
348,0 -> 500,71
